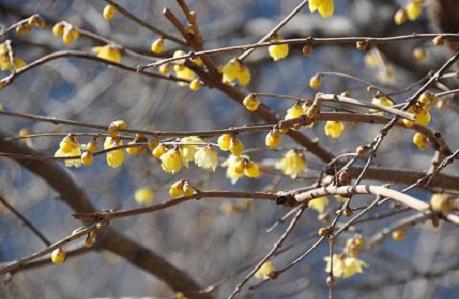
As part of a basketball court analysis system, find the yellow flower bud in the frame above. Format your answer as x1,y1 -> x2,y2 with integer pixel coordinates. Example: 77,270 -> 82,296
80,151 -> 93,166
284,103 -> 304,120
92,44 -> 122,63
151,37 -> 165,54
87,141 -> 98,153
51,248 -> 66,264
242,93 -> 260,112
135,187 -> 155,205
62,26 -> 79,44
52,22 -> 64,37
255,261 -> 276,280
406,1 -> 422,21
268,36 -> 289,61
126,142 -> 140,155
412,132 -> 429,150
309,74 -> 321,89
392,229 -> 406,241
103,5 -> 117,21
159,63 -> 170,74
189,79 -> 202,91
265,130 -> 282,149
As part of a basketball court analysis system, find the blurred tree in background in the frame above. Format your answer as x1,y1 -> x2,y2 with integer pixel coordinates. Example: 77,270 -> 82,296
1,0 -> 459,298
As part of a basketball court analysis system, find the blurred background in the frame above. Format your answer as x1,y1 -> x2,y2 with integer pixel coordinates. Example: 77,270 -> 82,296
1,0 -> 459,298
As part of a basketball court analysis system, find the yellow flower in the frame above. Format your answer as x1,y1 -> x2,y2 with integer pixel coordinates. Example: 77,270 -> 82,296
255,261 -> 276,280
265,130 -> 282,149
345,234 -> 366,257
324,120 -> 345,138
92,44 -> 122,63
284,103 -> 304,120
412,132 -> 428,150
415,108 -> 431,126
309,0 -> 335,18
51,248 -> 66,264
418,91 -> 437,106
229,136 -> 244,155
217,133 -> 231,151
174,65 -> 196,82
371,95 -> 394,108
275,149 -> 306,179
59,135 -> 78,153
0,56 -> 27,72
108,119 -> 127,137
222,154 -> 244,184
55,136 -> 81,168
243,93 -> 260,112
371,96 -> 394,115
125,141 -> 141,155
406,1 -> 422,21
268,36 -> 289,61
104,137 -> 125,168
169,181 -> 184,198
151,143 -> 167,158
238,64 -> 251,86
221,58 -> 251,86
194,145 -> 218,171
103,5 -> 117,21
135,187 -> 155,206
179,136 -> 204,167
172,50 -> 187,64
244,161 -> 261,178
151,37 -> 164,54
308,196 -> 328,213
324,255 -> 368,278
183,181 -> 196,196
222,58 -> 242,84
160,149 -> 182,173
